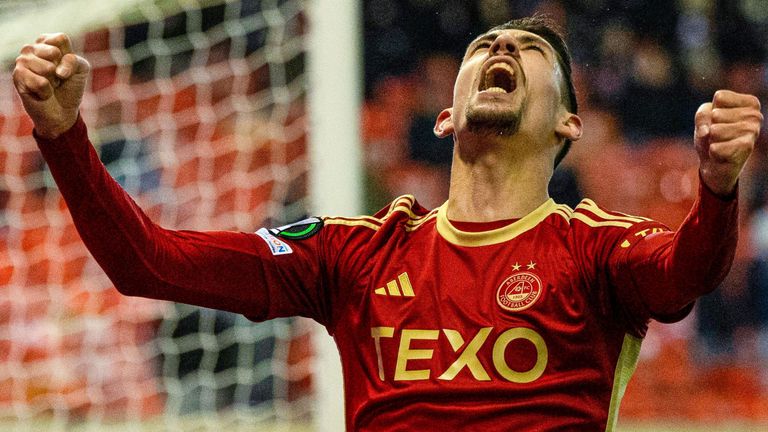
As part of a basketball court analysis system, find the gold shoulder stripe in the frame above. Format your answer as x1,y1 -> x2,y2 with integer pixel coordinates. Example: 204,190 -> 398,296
386,203 -> 419,220
553,209 -> 572,223
556,204 -> 574,217
571,212 -> 633,228
579,199 -> 647,223
405,213 -> 437,232
324,214 -> 383,224
385,200 -> 435,226
614,211 -> 652,222
386,194 -> 416,215
323,216 -> 381,231
550,204 -> 574,224
406,209 -> 438,227
324,218 -> 381,231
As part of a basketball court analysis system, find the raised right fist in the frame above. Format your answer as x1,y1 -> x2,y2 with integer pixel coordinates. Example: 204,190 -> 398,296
13,33 -> 90,139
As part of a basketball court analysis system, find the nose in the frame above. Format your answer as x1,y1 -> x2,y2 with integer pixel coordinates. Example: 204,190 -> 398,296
489,33 -> 519,57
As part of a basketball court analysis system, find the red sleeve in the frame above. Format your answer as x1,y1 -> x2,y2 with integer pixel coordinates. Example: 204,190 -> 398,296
34,115 -> 343,325
607,179 -> 739,330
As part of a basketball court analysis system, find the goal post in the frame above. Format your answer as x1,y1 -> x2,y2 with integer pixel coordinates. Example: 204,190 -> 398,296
306,1 -> 362,431
0,0 -> 361,430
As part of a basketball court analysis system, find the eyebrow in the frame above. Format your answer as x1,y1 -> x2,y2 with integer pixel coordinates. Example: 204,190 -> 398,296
466,31 -> 555,59
466,32 -> 499,54
517,34 -> 550,50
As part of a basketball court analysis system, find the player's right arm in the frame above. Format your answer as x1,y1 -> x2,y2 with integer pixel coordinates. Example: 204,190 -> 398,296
12,34 -> 344,326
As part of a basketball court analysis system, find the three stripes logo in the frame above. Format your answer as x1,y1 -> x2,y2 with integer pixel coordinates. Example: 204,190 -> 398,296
374,272 -> 415,297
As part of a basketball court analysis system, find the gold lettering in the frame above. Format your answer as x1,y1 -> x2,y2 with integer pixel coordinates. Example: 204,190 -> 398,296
492,328 -> 548,383
371,327 -> 395,381
395,329 -> 439,381
373,325 -> 549,384
634,229 -> 650,238
439,328 -> 492,381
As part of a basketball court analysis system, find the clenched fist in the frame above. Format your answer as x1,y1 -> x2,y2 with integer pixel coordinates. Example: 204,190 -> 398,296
695,90 -> 763,197
13,33 -> 90,139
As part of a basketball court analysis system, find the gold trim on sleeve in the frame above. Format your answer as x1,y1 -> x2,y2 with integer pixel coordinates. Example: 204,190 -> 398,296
605,334 -> 643,432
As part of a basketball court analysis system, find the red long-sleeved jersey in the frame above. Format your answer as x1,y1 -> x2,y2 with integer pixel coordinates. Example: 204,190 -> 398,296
35,117 -> 738,431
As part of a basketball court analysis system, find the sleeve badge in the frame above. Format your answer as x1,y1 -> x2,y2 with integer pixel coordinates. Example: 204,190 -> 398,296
269,217 -> 324,240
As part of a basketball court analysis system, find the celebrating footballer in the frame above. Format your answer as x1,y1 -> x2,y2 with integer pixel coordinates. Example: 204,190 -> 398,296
13,15 -> 763,431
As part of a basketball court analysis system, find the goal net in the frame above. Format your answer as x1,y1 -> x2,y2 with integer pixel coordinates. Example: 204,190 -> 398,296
0,0 -> 316,430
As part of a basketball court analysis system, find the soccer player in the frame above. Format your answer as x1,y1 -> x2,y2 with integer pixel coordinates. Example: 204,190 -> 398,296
12,16 -> 763,431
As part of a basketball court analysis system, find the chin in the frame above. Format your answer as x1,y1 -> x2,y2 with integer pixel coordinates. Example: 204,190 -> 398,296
465,106 -> 520,136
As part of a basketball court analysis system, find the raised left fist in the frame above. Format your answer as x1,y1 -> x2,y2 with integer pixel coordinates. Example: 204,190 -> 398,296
694,90 -> 763,196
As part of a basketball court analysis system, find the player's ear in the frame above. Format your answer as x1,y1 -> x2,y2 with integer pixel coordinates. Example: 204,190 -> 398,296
555,112 -> 582,142
434,108 -> 454,138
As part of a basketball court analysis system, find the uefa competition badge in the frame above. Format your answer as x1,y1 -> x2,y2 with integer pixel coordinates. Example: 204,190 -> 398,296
496,271 -> 543,312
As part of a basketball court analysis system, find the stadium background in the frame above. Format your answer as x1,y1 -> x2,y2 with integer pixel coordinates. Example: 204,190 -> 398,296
0,0 -> 765,430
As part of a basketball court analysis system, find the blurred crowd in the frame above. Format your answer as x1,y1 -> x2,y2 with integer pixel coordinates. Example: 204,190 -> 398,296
361,0 -> 768,420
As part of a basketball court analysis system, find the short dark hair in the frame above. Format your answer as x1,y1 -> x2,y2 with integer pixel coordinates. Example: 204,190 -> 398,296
486,16 -> 578,168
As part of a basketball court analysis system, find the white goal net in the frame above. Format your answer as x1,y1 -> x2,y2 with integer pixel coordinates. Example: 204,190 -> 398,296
0,0 -> 317,430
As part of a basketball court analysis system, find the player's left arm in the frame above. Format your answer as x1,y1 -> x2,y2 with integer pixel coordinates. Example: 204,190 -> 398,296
696,90 -> 763,197
610,90 -> 762,321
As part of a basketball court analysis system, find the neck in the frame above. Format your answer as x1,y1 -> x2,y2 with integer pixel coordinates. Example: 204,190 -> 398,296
446,134 -> 553,222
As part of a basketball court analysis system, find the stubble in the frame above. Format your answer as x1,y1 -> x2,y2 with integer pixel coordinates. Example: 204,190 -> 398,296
465,100 -> 523,137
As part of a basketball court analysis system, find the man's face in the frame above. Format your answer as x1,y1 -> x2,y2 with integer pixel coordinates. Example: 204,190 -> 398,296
451,29 -> 565,138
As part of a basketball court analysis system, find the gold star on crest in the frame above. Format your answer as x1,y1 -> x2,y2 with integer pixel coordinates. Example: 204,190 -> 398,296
526,261 -> 536,270
512,262 -> 521,271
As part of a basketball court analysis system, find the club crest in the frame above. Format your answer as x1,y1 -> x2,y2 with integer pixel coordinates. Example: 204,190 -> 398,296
496,271 -> 542,312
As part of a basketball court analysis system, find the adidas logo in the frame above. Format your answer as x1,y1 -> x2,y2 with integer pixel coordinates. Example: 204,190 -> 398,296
374,272 -> 415,297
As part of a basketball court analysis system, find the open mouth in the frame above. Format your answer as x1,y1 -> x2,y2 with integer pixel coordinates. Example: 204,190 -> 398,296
481,62 -> 517,94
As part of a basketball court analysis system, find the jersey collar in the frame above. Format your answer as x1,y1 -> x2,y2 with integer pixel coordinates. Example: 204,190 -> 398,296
435,198 -> 558,247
